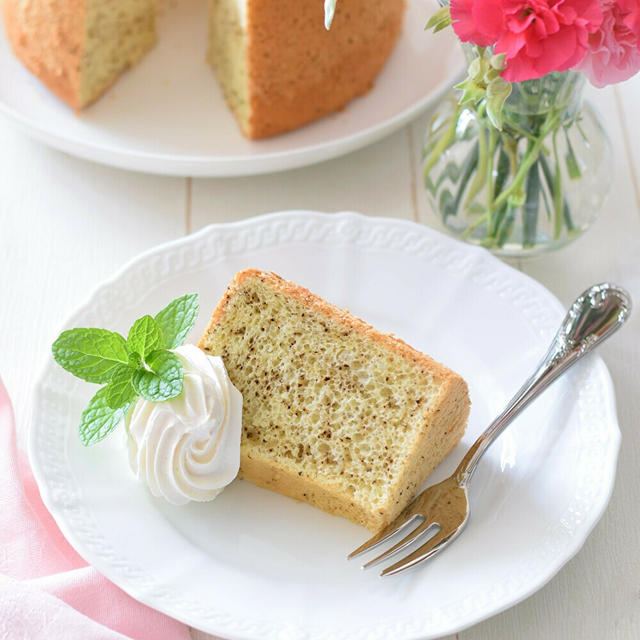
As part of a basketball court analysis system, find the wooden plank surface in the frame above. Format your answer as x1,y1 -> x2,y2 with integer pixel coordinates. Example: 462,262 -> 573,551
190,129 -> 417,231
0,74 -> 638,640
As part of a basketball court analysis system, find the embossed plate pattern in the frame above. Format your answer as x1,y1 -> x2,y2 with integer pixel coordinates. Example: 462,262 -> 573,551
29,212 -> 620,640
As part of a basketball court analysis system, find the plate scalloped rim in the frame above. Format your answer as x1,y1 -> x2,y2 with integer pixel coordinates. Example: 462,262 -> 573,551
29,211 -> 621,640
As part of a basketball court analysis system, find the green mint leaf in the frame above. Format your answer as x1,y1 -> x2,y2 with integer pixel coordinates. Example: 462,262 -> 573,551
105,365 -> 137,410
52,329 -> 128,384
324,0 -> 337,29
127,315 -> 162,357
79,386 -> 133,446
154,294 -> 199,350
128,352 -> 143,369
132,350 -> 183,402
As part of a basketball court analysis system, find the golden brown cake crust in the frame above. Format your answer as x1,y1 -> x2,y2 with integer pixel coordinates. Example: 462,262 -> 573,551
200,269 -> 470,531
244,0 -> 405,139
204,269 -> 456,381
2,0 -> 85,109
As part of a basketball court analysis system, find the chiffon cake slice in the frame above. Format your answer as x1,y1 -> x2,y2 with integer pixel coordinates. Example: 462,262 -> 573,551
199,270 -> 470,531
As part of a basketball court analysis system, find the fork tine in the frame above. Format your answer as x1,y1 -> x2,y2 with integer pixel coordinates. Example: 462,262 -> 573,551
361,521 -> 438,569
348,514 -> 422,559
380,527 -> 459,576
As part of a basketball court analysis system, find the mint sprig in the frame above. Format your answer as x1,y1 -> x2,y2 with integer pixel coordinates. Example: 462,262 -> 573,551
127,315 -> 162,357
80,387 -> 135,447
52,293 -> 200,446
105,365 -> 137,410
52,329 -> 129,383
154,293 -> 199,349
132,350 -> 183,402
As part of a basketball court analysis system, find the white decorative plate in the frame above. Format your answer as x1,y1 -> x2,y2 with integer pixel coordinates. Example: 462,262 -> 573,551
30,212 -> 620,640
0,0 -> 461,177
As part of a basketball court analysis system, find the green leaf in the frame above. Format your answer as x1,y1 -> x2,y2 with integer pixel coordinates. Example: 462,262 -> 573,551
468,58 -> 482,81
483,67 -> 500,83
455,77 -> 484,105
452,141 -> 479,215
523,161 -> 541,248
564,132 -> 582,179
128,351 -> 143,369
493,147 -> 510,200
485,78 -> 512,130
490,53 -> 507,71
540,151 -> 575,235
79,386 -> 133,446
439,188 -> 456,220
154,294 -> 199,350
425,7 -> 452,33
105,365 -> 137,410
127,315 -> 162,357
324,0 -> 337,30
507,188 -> 526,208
132,350 -> 183,402
496,206 -> 516,247
52,329 -> 128,384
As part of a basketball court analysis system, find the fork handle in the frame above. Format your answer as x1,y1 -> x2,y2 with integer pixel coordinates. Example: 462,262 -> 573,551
454,283 -> 631,486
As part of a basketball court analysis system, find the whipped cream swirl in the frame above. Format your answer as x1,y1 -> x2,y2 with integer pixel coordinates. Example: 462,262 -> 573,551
125,344 -> 242,505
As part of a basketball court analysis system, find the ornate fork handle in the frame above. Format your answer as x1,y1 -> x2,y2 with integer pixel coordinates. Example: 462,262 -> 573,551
455,283 -> 632,485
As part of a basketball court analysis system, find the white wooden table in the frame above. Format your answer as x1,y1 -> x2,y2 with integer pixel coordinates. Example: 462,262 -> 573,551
1,78 -> 638,639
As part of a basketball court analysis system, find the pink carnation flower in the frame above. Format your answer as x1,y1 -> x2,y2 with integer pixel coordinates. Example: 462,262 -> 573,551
577,0 -> 640,87
621,0 -> 640,40
450,0 -> 604,82
450,0 -> 503,45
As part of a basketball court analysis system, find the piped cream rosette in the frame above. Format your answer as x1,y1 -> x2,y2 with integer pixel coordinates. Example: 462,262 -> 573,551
125,344 -> 242,505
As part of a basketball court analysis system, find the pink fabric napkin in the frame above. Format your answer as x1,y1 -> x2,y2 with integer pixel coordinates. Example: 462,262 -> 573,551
0,377 -> 192,640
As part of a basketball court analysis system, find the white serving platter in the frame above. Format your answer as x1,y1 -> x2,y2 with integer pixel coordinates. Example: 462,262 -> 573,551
0,0 -> 462,176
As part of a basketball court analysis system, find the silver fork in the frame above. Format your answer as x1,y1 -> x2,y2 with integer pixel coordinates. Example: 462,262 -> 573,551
349,283 -> 631,576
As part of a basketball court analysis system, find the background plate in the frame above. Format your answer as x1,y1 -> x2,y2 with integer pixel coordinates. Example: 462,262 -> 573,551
29,212 -> 620,640
0,0 -> 462,177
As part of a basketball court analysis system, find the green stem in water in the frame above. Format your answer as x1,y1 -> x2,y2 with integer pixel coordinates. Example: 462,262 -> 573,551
423,105 -> 462,182
552,130 -> 563,240
523,160 -> 541,247
487,147 -> 510,241
504,120 -> 539,142
485,127 -> 498,232
492,111 -> 562,211
496,205 -> 516,248
461,127 -> 499,241
451,141 -> 479,218
540,151 -> 575,236
465,124 -> 488,206
461,209 -> 490,238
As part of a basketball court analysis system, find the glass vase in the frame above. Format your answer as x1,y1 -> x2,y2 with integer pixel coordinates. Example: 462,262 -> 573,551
422,67 -> 612,257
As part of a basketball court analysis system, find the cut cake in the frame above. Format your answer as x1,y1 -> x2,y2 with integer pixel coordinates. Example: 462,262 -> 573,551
199,270 -> 470,531
1,0 -> 405,138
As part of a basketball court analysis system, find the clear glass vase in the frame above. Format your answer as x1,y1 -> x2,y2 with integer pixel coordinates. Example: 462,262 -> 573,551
422,66 -> 612,257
